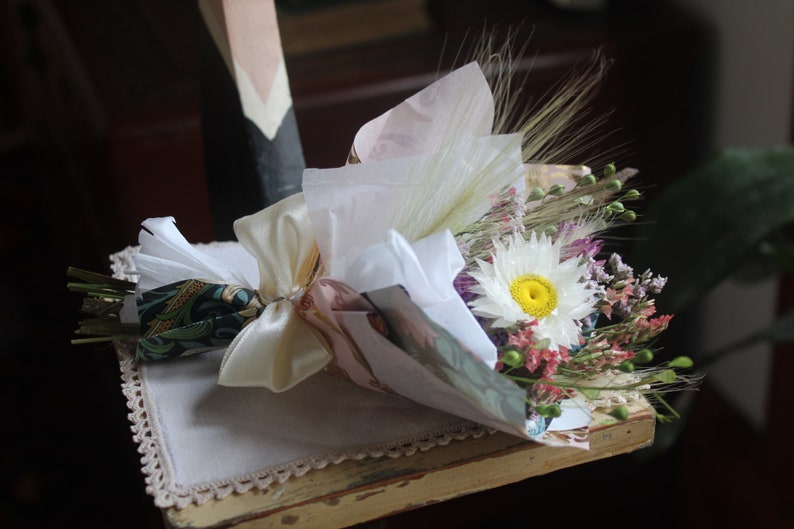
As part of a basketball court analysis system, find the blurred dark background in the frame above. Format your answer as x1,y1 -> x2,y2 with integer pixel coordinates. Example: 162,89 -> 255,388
1,0 -> 791,528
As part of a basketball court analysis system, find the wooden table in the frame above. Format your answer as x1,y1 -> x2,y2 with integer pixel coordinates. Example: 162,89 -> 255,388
163,402 -> 655,529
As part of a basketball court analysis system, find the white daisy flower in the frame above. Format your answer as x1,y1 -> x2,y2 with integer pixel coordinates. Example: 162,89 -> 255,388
468,232 -> 596,351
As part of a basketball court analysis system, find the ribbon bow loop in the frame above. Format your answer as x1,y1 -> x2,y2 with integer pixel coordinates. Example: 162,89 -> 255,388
218,193 -> 331,391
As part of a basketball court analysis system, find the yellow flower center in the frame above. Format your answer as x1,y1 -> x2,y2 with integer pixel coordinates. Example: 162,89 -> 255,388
509,274 -> 558,319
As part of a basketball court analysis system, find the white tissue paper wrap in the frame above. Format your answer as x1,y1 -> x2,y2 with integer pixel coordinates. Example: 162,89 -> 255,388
352,62 -> 494,163
301,61 -> 526,366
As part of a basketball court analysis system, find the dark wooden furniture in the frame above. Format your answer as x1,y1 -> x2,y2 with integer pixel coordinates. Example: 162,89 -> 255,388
12,0 -> 714,252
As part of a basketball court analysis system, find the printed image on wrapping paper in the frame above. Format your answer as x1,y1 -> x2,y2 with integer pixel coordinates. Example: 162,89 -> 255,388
356,285 -> 529,438
295,277 -> 395,394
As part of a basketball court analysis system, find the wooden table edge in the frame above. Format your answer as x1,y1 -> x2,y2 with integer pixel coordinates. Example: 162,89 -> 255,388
164,405 -> 655,529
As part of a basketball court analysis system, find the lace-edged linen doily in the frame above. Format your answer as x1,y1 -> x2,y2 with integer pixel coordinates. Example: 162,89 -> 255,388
111,244 -> 491,509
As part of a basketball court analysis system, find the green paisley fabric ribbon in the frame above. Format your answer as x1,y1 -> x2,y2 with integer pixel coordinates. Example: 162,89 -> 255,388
136,279 -> 264,362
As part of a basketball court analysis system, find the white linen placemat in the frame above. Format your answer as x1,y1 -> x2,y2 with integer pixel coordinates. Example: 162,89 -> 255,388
117,342 -> 489,509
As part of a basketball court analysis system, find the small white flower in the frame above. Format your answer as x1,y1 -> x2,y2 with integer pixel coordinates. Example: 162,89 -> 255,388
468,232 -> 596,351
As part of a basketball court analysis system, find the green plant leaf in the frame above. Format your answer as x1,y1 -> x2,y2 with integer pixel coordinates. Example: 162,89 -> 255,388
632,146 -> 794,313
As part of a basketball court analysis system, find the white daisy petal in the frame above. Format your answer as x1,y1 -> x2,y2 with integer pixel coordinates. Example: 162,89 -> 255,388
468,231 -> 596,350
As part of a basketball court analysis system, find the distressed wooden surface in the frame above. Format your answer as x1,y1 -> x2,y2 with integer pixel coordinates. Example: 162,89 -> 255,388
164,402 -> 655,529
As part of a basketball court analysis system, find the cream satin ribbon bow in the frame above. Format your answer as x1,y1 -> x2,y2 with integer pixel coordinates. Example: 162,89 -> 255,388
218,193 -> 332,391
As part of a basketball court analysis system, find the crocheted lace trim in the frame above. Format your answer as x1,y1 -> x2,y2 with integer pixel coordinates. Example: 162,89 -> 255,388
109,245 -> 493,509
